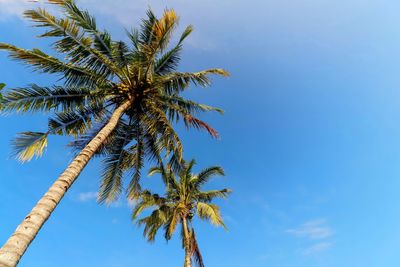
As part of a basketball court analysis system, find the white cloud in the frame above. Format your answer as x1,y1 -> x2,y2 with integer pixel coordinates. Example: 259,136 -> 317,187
302,242 -> 332,256
77,191 -> 98,202
287,219 -> 334,256
0,0 -> 223,50
0,0 -> 47,18
286,219 -> 333,240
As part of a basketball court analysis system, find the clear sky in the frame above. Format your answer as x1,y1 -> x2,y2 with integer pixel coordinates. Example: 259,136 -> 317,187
1,0 -> 400,266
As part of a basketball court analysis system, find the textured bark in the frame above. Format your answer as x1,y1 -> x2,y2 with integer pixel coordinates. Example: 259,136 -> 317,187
0,100 -> 132,267
182,217 -> 191,267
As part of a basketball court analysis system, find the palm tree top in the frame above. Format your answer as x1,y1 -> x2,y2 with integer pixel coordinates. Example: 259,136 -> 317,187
0,0 -> 229,202
133,159 -> 231,241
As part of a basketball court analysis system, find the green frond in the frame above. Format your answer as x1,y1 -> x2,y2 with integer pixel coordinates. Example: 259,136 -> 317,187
193,166 -> 225,187
48,103 -> 105,137
165,209 -> 180,240
98,121 -> 135,204
2,85 -> 102,113
52,0 -> 97,32
184,159 -> 197,178
68,117 -> 131,156
155,45 -> 181,74
154,25 -> 192,75
112,41 -> 131,68
139,209 -> 167,242
160,69 -> 230,95
143,104 -> 183,159
196,202 -> 226,229
164,95 -> 224,116
47,0 -> 74,5
12,132 -> 49,162
190,229 -> 205,267
148,166 -> 163,177
127,137 -> 144,200
139,9 -> 157,45
179,25 -> 193,43
132,192 -> 166,219
24,8 -> 122,79
97,151 -> 126,204
197,189 -> 232,202
0,43 -> 102,87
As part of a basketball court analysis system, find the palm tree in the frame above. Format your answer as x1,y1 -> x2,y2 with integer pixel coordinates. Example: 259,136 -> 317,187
0,1 -> 228,266
133,160 -> 231,267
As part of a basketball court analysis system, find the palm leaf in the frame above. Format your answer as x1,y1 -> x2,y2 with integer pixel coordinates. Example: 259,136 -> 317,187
12,132 -> 49,162
2,85 -> 103,113
197,189 -> 231,202
48,103 -> 105,137
98,120 -> 134,203
155,25 -> 193,74
192,166 -> 225,187
0,43 -> 102,87
196,202 -> 226,229
190,229 -> 205,267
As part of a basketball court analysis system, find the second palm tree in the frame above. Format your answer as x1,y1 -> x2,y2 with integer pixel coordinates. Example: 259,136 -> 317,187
133,160 -> 231,267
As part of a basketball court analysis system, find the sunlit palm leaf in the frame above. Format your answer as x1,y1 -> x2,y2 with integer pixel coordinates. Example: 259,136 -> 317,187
12,132 -> 49,162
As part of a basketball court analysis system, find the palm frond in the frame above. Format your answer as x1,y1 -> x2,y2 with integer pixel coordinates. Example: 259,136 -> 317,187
155,25 -> 193,75
97,120 -> 136,203
132,191 -> 166,219
150,9 -> 179,53
197,189 -> 231,202
23,8 -> 121,78
193,166 -> 225,187
184,115 -> 219,138
127,128 -> 144,200
2,85 -> 105,113
164,95 -> 224,118
165,208 -> 180,240
196,202 -> 226,229
48,103 -> 105,137
68,117 -> 130,156
190,229 -> 205,267
160,69 -> 229,95
0,43 -> 102,87
138,209 -> 167,242
12,132 -> 49,162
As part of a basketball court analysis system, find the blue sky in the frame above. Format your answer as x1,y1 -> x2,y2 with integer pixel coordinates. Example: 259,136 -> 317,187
2,0 -> 400,266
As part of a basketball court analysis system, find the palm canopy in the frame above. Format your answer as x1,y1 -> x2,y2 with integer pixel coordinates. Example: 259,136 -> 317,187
0,1 -> 228,202
132,159 -> 231,242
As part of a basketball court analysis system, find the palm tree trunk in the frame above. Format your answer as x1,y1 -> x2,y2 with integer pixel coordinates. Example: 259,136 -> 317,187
0,100 -> 132,267
182,217 -> 191,267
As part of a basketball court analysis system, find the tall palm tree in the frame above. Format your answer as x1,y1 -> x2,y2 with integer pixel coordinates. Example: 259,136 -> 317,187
133,160 -> 231,267
0,1 -> 228,266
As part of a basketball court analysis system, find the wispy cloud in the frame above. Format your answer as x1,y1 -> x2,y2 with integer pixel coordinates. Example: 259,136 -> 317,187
287,219 -> 334,256
76,191 -> 98,202
286,219 -> 333,239
0,0 -> 222,51
0,0 -> 33,18
302,242 -> 332,256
